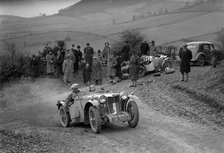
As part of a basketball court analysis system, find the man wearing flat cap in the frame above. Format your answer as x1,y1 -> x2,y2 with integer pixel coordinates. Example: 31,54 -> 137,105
140,40 -> 149,56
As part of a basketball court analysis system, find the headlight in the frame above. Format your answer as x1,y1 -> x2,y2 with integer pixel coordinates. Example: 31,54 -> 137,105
99,95 -> 107,103
120,91 -> 128,100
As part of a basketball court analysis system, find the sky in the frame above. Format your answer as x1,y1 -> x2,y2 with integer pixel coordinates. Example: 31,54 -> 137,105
0,0 -> 80,17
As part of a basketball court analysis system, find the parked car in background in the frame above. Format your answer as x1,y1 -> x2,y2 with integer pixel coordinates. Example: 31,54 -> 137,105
182,41 -> 215,66
121,54 -> 172,78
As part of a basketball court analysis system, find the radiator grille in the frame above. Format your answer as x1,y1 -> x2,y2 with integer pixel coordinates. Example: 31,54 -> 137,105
107,95 -> 121,114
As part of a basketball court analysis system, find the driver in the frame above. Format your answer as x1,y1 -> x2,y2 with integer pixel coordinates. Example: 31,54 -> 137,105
66,83 -> 80,106
89,84 -> 96,92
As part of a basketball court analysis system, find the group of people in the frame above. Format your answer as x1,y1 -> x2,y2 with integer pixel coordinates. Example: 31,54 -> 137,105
29,39 -> 160,87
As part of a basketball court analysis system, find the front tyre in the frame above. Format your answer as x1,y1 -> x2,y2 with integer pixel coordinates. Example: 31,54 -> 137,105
138,65 -> 146,77
127,101 -> 139,128
59,106 -> 70,127
89,106 -> 101,133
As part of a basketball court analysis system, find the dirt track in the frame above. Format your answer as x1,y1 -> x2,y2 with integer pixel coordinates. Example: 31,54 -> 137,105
1,66 -> 224,153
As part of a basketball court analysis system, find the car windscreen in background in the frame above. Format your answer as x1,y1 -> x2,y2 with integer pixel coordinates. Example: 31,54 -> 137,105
187,44 -> 198,58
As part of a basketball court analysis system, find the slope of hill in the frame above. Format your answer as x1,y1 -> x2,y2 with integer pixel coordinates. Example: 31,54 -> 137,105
1,0 -> 224,54
58,0 -> 163,17
0,15 -> 26,23
177,0 -> 224,12
140,12 -> 224,44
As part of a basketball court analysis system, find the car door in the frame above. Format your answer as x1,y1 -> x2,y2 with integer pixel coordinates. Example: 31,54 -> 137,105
202,44 -> 211,62
69,95 -> 84,121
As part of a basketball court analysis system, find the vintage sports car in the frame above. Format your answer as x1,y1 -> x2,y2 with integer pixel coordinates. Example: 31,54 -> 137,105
121,54 -> 172,78
56,88 -> 139,133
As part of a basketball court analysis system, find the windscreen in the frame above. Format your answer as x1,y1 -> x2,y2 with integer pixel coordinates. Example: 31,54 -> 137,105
187,44 -> 198,58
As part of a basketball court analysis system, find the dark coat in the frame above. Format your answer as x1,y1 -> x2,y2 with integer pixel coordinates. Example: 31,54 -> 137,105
115,55 -> 122,78
129,55 -> 140,81
92,60 -> 102,80
30,57 -> 39,78
56,54 -> 64,75
83,66 -> 92,83
122,45 -> 130,61
140,42 -> 149,56
84,46 -> 94,67
179,48 -> 192,73
73,49 -> 82,72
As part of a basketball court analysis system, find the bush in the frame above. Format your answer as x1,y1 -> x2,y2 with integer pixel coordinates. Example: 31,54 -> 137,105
111,29 -> 145,55
0,42 -> 30,84
217,28 -> 224,60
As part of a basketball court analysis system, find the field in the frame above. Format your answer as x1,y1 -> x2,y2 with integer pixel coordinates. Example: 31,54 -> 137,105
1,0 -> 224,54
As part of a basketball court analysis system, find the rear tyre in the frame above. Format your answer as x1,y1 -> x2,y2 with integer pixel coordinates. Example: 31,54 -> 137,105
162,61 -> 172,71
138,65 -> 146,77
89,106 -> 101,133
127,101 -> 139,128
59,106 -> 70,127
198,56 -> 205,66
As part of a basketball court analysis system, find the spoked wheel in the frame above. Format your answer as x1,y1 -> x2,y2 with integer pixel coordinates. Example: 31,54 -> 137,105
138,65 -> 146,77
163,61 -> 172,70
198,56 -> 205,66
59,106 -> 70,127
126,101 -> 139,128
89,106 -> 101,133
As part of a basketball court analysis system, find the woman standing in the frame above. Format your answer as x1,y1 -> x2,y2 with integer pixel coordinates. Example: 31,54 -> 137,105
92,56 -> 102,85
46,50 -> 55,77
56,50 -> 64,78
179,45 -> 192,82
129,51 -> 140,87
83,63 -> 92,86
63,55 -> 74,85
107,54 -> 117,84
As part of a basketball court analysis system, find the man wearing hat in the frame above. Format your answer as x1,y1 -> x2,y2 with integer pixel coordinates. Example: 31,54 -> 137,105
84,43 -> 94,68
65,83 -> 80,106
140,40 -> 149,56
73,45 -> 82,73
149,40 -> 157,56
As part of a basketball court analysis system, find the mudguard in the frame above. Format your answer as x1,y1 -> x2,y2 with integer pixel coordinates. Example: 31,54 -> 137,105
125,94 -> 139,111
57,101 -> 69,112
192,52 -> 205,61
91,100 -> 100,107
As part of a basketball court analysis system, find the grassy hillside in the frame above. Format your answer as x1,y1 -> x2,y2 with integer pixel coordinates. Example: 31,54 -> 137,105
1,0 -> 224,55
139,12 -> 224,45
58,0 -> 156,17
177,0 -> 224,12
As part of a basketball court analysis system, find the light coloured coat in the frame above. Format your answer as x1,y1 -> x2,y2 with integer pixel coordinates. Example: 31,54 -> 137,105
63,59 -> 74,83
